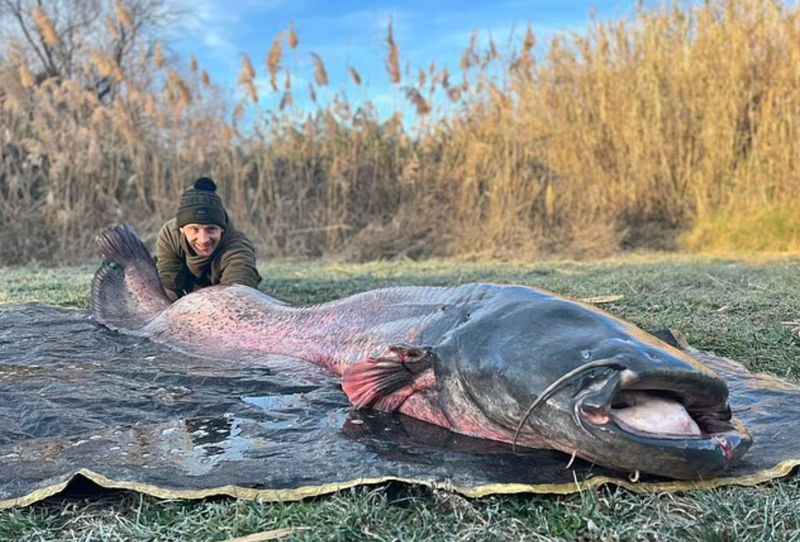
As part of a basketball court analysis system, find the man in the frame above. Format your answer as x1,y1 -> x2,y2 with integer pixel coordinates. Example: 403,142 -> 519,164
156,177 -> 261,301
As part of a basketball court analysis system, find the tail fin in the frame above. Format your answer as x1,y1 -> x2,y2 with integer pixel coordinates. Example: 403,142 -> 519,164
91,224 -> 171,331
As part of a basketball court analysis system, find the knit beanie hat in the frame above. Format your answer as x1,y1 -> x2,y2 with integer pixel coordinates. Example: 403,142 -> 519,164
176,177 -> 228,228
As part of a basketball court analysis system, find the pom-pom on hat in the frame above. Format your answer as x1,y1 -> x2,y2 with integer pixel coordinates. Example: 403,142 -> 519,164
176,177 -> 228,228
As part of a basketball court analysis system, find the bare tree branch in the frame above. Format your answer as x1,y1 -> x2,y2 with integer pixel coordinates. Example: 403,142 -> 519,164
1,0 -> 178,100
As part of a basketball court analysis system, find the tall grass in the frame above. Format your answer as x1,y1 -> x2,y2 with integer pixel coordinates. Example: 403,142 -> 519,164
1,0 -> 799,265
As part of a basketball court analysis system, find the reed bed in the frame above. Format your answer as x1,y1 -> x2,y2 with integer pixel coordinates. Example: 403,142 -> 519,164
1,0 -> 798,265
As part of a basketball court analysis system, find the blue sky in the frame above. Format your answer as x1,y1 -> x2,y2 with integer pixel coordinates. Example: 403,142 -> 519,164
168,1 -> 651,119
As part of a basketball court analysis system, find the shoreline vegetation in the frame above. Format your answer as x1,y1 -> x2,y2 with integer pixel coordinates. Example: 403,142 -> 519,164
2,0 -> 800,266
1,258 -> 799,539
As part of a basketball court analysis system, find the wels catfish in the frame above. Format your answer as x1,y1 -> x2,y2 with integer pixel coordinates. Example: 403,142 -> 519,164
91,225 -> 752,480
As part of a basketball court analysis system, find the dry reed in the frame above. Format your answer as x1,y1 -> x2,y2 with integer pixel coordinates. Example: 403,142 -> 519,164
115,1 -> 135,30
153,42 -> 164,68
31,6 -> 58,48
267,33 -> 284,91
1,0 -> 799,265
386,20 -> 401,84
348,67 -> 361,86
238,54 -> 258,103
310,52 -> 329,87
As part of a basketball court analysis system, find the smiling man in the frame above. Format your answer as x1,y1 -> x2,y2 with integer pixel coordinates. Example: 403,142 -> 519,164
155,177 -> 261,301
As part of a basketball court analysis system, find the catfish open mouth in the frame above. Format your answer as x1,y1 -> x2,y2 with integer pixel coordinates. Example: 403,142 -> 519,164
567,365 -> 739,442
580,389 -> 734,439
570,375 -> 752,479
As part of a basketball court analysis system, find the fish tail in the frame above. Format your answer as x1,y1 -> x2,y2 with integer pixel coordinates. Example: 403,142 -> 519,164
91,224 -> 170,331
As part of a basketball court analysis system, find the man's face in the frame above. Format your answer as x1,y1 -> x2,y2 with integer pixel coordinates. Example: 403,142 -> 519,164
180,224 -> 224,257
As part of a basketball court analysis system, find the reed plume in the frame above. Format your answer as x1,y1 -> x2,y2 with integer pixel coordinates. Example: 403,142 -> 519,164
32,6 -> 58,48
115,2 -> 135,30
92,52 -> 124,80
386,20 -> 401,84
238,54 -> 258,103
310,52 -> 329,86
154,42 -> 164,68
405,87 -> 430,116
267,32 -> 284,91
18,63 -> 35,87
348,66 -> 362,85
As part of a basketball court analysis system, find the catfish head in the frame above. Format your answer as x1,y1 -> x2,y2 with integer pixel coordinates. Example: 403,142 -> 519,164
432,287 -> 752,480
342,286 -> 752,480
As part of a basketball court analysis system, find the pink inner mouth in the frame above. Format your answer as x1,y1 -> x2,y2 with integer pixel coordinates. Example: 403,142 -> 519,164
583,391 -> 702,438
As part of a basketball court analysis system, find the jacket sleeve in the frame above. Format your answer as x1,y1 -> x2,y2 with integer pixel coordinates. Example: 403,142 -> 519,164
155,222 -> 188,297
218,235 -> 262,289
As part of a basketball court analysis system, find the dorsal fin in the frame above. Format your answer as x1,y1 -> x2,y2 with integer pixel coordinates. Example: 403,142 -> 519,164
91,224 -> 170,331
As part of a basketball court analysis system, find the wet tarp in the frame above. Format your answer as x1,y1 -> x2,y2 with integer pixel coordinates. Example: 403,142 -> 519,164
0,303 -> 798,509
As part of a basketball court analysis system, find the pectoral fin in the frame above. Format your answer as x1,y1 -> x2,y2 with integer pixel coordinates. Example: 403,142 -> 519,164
342,344 -> 437,411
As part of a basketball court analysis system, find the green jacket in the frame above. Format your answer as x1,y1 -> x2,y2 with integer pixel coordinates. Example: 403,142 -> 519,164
155,218 -> 261,298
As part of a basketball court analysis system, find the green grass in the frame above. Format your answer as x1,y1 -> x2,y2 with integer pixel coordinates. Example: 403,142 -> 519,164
1,256 -> 799,541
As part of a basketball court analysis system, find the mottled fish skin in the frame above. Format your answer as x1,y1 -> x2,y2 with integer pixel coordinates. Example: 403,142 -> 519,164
142,283 -> 482,370
91,224 -> 752,480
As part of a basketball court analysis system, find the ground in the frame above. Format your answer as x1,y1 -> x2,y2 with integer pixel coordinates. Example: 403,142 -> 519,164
0,255 -> 798,541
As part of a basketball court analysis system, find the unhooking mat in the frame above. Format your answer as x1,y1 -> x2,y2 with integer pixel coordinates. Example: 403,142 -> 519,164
0,303 -> 798,509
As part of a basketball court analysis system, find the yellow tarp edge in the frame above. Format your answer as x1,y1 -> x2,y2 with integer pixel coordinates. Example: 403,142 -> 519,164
1,460 -> 797,511
1,304 -> 797,509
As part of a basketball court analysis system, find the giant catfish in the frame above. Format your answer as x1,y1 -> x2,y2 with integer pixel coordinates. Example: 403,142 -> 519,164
91,225 -> 752,480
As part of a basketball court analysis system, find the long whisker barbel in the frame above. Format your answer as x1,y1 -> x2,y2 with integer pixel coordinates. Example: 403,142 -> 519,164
511,359 -> 625,452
